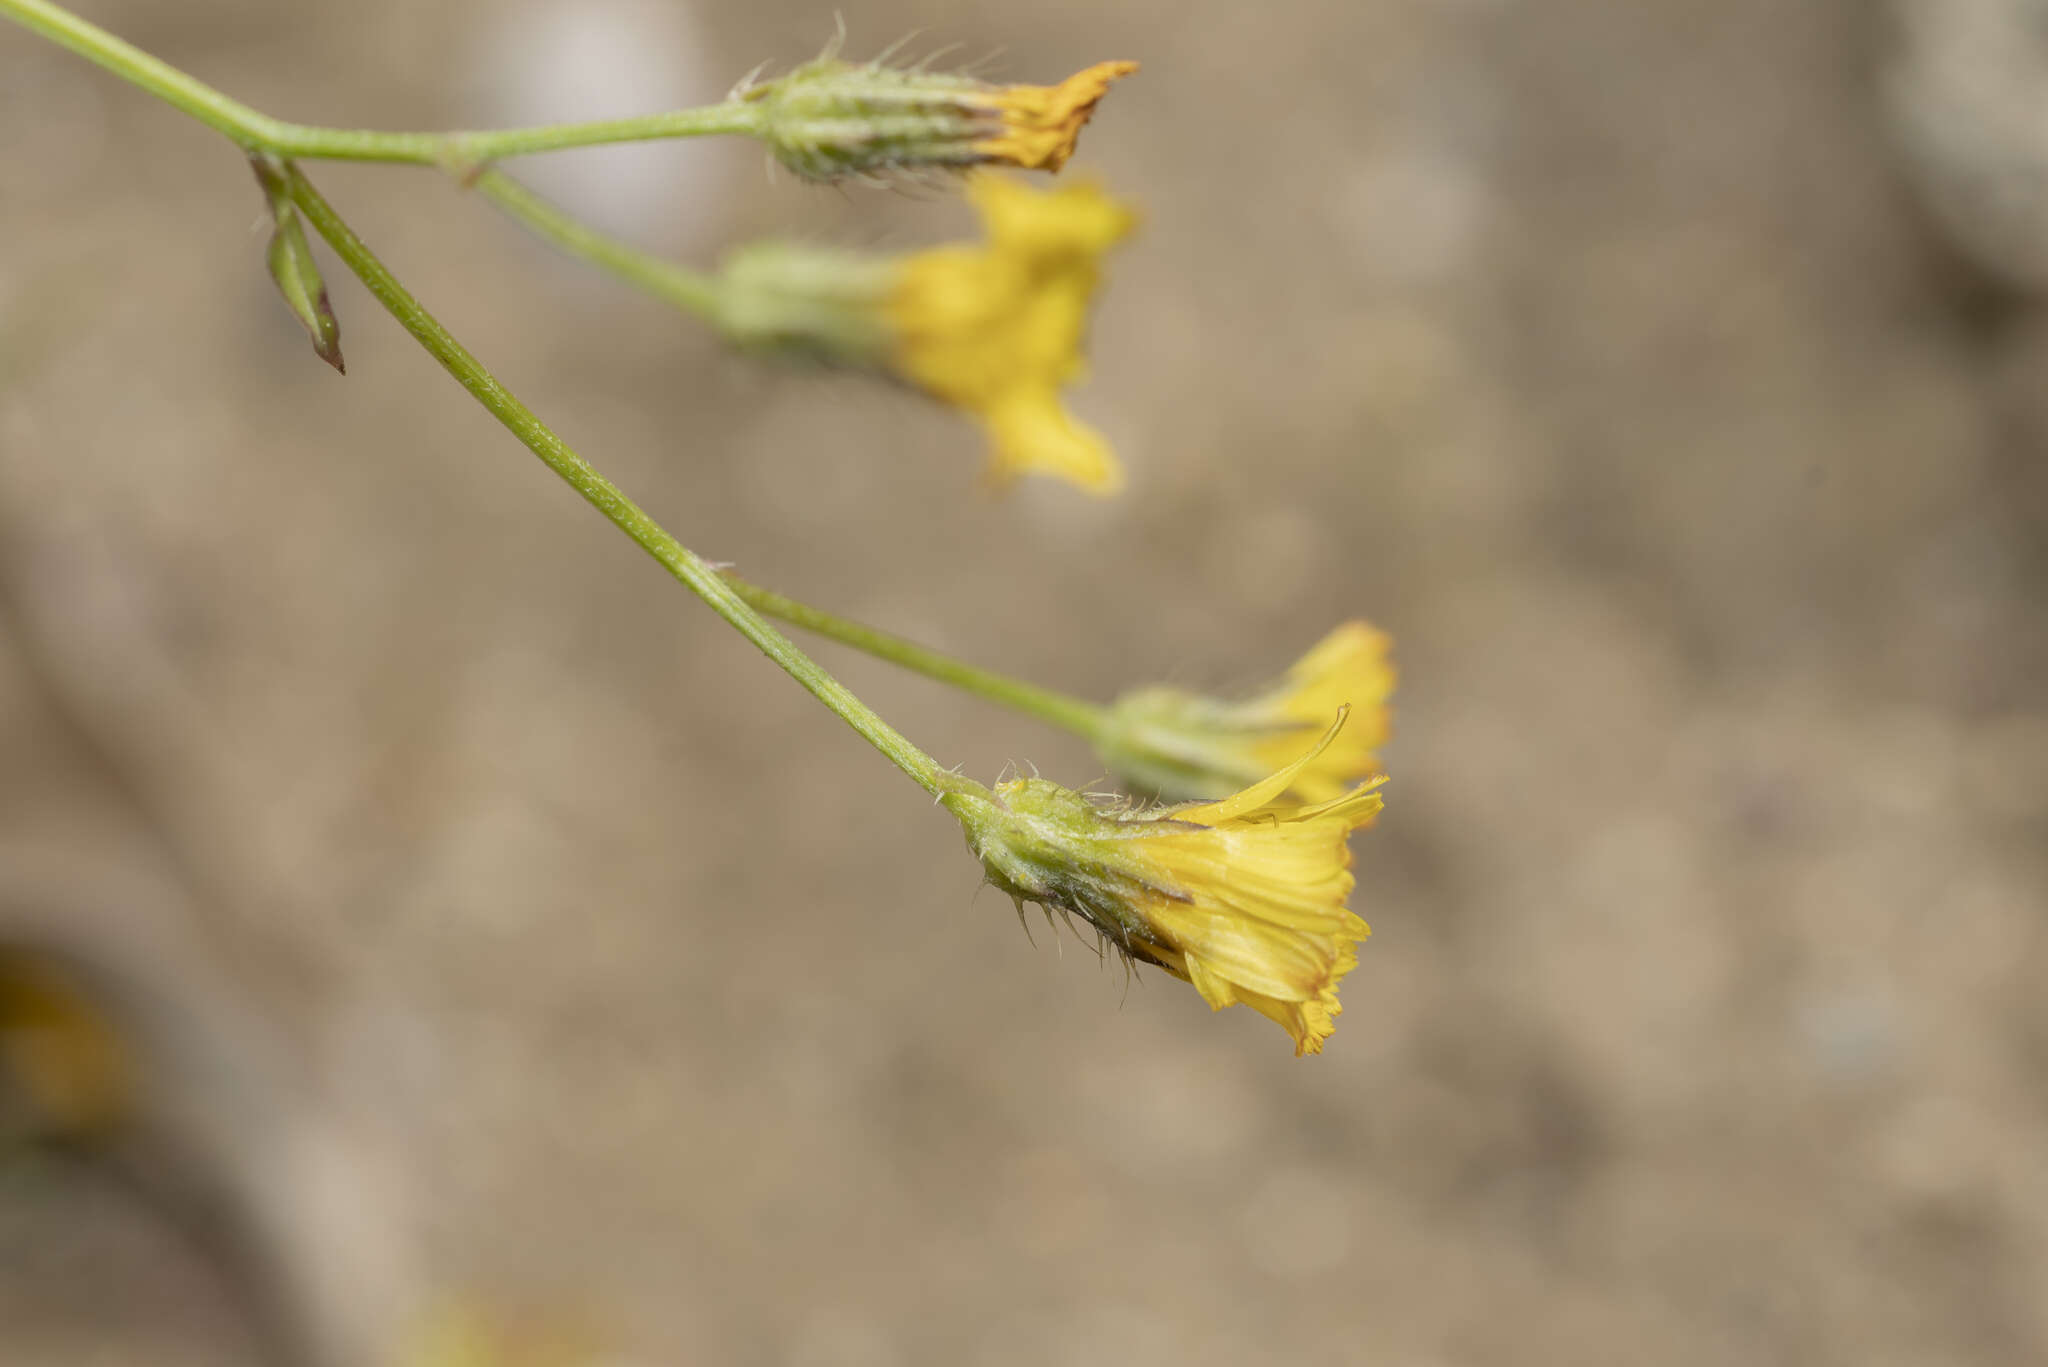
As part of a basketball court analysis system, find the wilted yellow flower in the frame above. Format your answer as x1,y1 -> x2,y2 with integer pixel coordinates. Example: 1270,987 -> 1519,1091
741,49 -> 1137,181
942,714 -> 1382,1055
971,61 -> 1140,172
712,174 -> 1136,493
1097,622 -> 1395,803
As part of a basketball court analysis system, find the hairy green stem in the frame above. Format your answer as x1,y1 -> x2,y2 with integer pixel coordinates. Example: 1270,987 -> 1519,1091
0,0 -> 761,166
721,575 -> 1112,741
278,165 -> 958,797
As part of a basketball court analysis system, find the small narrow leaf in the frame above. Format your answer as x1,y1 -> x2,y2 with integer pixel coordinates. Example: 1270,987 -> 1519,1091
250,156 -> 344,373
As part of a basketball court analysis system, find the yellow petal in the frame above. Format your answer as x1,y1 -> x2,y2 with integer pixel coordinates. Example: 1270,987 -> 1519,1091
1146,900 -> 1348,1003
1185,707 -> 1355,824
888,177 -> 1136,493
1182,953 -> 1241,1009
983,391 -> 1123,493
967,173 -> 1139,257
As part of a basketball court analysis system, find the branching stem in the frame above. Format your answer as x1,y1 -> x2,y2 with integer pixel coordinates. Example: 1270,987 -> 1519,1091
280,167 -> 960,797
4,0 -> 974,798
721,575 -> 1112,743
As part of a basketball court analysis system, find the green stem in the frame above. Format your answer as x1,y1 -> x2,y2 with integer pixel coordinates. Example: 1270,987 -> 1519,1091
0,0 -> 762,165
722,575 -> 1111,741
280,107 -> 762,168
472,169 -> 722,319
279,164 -> 960,798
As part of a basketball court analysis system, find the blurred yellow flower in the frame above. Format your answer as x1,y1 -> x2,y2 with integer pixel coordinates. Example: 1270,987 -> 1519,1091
888,174 -> 1137,492
943,713 -> 1382,1055
1098,622 -> 1396,802
710,174 -> 1137,493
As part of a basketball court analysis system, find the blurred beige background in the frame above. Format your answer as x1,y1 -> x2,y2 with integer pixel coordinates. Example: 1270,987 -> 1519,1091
4,1 -> 2047,1364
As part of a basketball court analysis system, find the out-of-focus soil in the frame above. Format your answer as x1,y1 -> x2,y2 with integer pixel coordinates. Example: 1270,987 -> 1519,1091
3,1 -> 2046,1364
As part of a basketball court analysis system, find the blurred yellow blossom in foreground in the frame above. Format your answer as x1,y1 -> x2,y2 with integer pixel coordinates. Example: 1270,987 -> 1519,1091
889,173 -> 1137,492
943,714 -> 1382,1055
713,174 -> 1135,493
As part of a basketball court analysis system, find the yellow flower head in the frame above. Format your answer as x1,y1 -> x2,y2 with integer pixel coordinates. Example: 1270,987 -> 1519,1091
889,174 -> 1137,493
943,714 -> 1382,1055
1098,622 -> 1396,803
741,49 -> 1137,182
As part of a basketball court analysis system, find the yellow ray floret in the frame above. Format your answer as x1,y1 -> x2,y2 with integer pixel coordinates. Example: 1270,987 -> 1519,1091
1098,622 -> 1396,802
971,61 -> 1141,172
943,712 -> 1382,1055
889,174 -> 1138,493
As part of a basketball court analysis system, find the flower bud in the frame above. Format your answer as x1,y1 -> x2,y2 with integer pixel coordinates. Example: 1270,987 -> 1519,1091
250,156 -> 346,375
250,156 -> 344,374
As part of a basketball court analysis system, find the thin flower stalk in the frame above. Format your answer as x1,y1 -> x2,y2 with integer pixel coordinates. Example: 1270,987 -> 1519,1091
723,573 -> 1393,804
